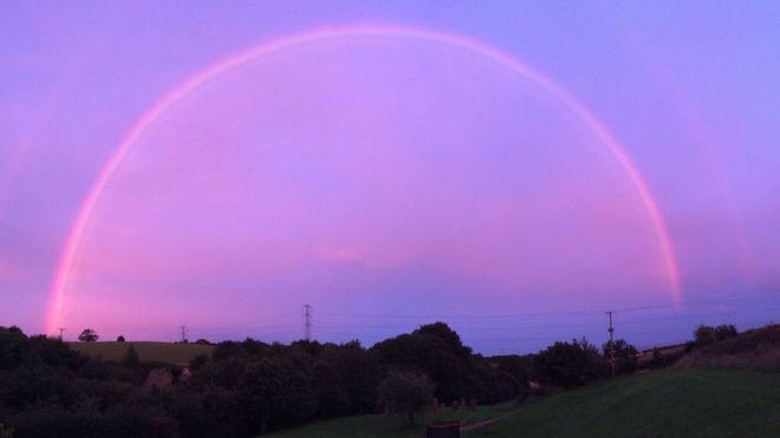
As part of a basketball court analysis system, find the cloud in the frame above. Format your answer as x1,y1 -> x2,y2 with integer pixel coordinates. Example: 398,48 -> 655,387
311,246 -> 366,264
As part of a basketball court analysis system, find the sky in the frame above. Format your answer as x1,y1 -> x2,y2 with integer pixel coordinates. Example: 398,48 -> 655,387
1,1 -> 779,354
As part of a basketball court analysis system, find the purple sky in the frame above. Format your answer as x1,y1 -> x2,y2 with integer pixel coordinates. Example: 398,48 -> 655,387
1,2 -> 779,354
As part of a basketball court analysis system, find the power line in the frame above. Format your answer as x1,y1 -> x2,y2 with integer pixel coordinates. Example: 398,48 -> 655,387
314,291 -> 780,322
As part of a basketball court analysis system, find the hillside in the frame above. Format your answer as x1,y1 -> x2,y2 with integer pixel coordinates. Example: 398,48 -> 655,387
675,324 -> 780,370
68,341 -> 214,365
263,369 -> 780,437
469,369 -> 780,437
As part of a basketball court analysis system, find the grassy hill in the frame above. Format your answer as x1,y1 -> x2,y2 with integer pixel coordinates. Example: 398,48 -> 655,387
69,341 -> 214,365
266,369 -> 780,437
470,369 -> 780,437
675,324 -> 780,370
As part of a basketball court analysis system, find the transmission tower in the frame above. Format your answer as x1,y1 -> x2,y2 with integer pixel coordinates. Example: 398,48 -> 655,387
58,327 -> 65,340
304,304 -> 312,341
180,325 -> 187,343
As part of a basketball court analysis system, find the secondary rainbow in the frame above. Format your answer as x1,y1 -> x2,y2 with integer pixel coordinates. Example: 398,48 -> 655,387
45,24 -> 682,334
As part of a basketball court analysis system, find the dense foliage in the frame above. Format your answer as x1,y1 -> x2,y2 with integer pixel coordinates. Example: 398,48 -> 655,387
534,338 -> 607,388
377,370 -> 434,425
0,323 -> 636,437
693,324 -> 739,346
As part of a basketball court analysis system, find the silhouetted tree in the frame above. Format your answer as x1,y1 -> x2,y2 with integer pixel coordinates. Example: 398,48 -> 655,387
116,335 -> 125,342
535,338 -> 607,387
78,328 -> 98,343
602,339 -> 639,375
372,322 -> 473,402
378,369 -> 434,425
0,326 -> 28,369
239,357 -> 316,433
311,362 -> 351,417
333,340 -> 381,414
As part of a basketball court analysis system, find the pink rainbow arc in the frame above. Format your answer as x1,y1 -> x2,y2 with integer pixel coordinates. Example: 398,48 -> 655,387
45,24 -> 682,335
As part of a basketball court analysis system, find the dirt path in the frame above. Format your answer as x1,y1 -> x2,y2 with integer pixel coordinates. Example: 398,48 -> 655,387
460,409 -> 519,433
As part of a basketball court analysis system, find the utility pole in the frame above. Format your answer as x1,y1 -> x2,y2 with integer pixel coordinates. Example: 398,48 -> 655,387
58,327 -> 65,340
304,304 -> 312,341
607,311 -> 615,378
180,325 -> 187,343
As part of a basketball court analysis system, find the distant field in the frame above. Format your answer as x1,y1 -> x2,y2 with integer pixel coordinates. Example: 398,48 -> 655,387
470,369 -> 780,437
637,343 -> 686,364
69,341 -> 214,365
268,402 -> 516,438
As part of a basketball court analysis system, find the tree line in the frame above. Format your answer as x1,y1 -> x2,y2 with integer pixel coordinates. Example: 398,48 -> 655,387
0,321 -> 732,437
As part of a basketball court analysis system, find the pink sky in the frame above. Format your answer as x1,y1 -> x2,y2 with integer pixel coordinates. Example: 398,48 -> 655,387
2,3 -> 779,353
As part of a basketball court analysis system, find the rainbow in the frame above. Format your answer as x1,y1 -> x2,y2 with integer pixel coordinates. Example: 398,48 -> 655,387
45,24 -> 682,334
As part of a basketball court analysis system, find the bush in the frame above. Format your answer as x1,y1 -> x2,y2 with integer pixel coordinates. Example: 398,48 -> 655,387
602,339 -> 639,375
535,338 -> 607,388
378,370 -> 434,425
714,325 -> 738,341
238,357 -> 316,433
694,325 -> 717,345
694,324 -> 739,347
0,422 -> 13,438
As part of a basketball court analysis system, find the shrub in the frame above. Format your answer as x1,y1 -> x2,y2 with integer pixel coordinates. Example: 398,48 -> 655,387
535,338 -> 607,387
378,369 -> 434,425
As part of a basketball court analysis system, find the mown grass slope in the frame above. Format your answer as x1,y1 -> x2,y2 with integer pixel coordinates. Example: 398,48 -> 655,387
265,369 -> 780,437
470,369 -> 780,437
69,341 -> 214,365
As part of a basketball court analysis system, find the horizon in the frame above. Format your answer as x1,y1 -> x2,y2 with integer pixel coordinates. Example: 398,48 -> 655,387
2,2 -> 779,356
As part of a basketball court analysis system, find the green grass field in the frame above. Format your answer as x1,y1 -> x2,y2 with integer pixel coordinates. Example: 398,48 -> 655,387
268,402 -> 516,438
69,341 -> 214,365
267,369 -> 780,437
470,369 -> 780,437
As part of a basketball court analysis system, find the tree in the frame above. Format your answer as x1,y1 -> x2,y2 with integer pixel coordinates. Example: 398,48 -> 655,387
311,362 -> 351,417
602,339 -> 639,375
534,338 -> 607,387
78,328 -> 99,343
378,370 -> 434,425
694,325 -> 717,345
239,357 -> 316,433
0,326 -> 29,369
371,322 -> 473,402
117,335 -> 125,342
